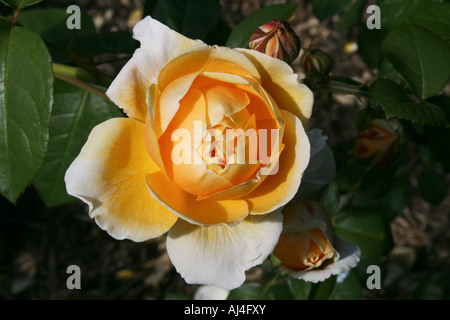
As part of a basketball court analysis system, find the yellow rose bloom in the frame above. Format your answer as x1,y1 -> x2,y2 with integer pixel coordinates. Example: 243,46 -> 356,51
65,16 -> 313,289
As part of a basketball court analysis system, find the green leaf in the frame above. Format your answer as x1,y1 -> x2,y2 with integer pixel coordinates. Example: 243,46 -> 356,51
226,3 -> 298,48
33,79 -> 123,207
308,276 -> 336,300
417,169 -> 447,206
357,28 -> 387,69
382,175 -> 411,220
311,0 -> 352,21
378,0 -> 435,29
0,21 -> 53,203
328,270 -> 362,300
151,0 -> 220,40
370,79 -> 446,125
17,8 -> 96,45
334,208 -> 393,259
335,0 -> 365,32
263,283 -> 294,300
0,0 -> 41,9
227,282 -> 264,300
288,278 -> 312,300
406,3 -> 450,41
358,166 -> 396,199
427,95 -> 450,124
381,23 -> 450,100
424,126 -> 450,171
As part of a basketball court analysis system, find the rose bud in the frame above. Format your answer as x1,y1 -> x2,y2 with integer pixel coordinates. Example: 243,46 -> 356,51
273,201 -> 360,283
300,47 -> 333,77
249,19 -> 301,64
354,119 -> 399,168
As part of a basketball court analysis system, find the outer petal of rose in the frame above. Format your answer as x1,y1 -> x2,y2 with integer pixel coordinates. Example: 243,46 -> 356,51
244,109 -> 310,214
166,212 -> 283,290
278,237 -> 361,283
106,16 -> 201,122
237,48 -> 314,126
295,129 -> 336,201
145,171 -> 249,226
65,118 -> 178,241
194,285 -> 230,300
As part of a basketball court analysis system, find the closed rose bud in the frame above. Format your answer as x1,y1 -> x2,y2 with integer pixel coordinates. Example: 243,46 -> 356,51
354,119 -> 399,168
300,47 -> 333,77
273,201 -> 360,283
249,19 -> 301,64
274,201 -> 336,271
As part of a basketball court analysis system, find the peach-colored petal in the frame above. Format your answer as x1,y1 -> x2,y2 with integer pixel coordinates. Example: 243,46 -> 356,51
202,84 -> 250,127
158,88 -> 235,196
237,48 -> 314,126
157,45 -> 261,93
65,118 -> 178,241
157,71 -> 202,136
244,109 -> 310,214
279,237 -> 361,283
106,16 -> 202,122
145,171 -> 249,226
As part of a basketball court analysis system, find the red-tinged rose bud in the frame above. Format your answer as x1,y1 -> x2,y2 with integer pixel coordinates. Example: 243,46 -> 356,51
354,119 -> 399,168
300,47 -> 333,77
249,19 -> 301,64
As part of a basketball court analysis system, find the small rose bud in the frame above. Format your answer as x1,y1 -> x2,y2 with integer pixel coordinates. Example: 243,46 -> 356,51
249,19 -> 301,64
274,201 -> 336,271
354,119 -> 399,168
273,201 -> 361,283
300,47 -> 333,77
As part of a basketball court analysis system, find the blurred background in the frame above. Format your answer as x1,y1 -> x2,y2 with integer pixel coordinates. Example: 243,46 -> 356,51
0,0 -> 449,300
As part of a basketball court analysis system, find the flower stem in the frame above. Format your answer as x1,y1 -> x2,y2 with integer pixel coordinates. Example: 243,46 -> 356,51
52,63 -> 94,83
311,76 -> 371,98
260,272 -> 282,298
52,63 -> 108,100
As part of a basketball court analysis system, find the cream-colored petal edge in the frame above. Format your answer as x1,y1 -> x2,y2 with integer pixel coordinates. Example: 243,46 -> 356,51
166,211 -> 283,290
106,16 -> 202,122
65,117 -> 178,242
278,236 -> 361,283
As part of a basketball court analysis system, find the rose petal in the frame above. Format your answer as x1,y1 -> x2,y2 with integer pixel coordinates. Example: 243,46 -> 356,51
194,285 -> 230,300
279,236 -> 361,283
237,48 -> 313,126
157,71 -> 202,137
65,118 -> 178,241
145,171 -> 249,226
166,212 -> 283,290
202,84 -> 250,127
106,16 -> 201,122
157,45 -> 261,92
158,87 -> 235,196
244,109 -> 310,214
295,129 -> 336,201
